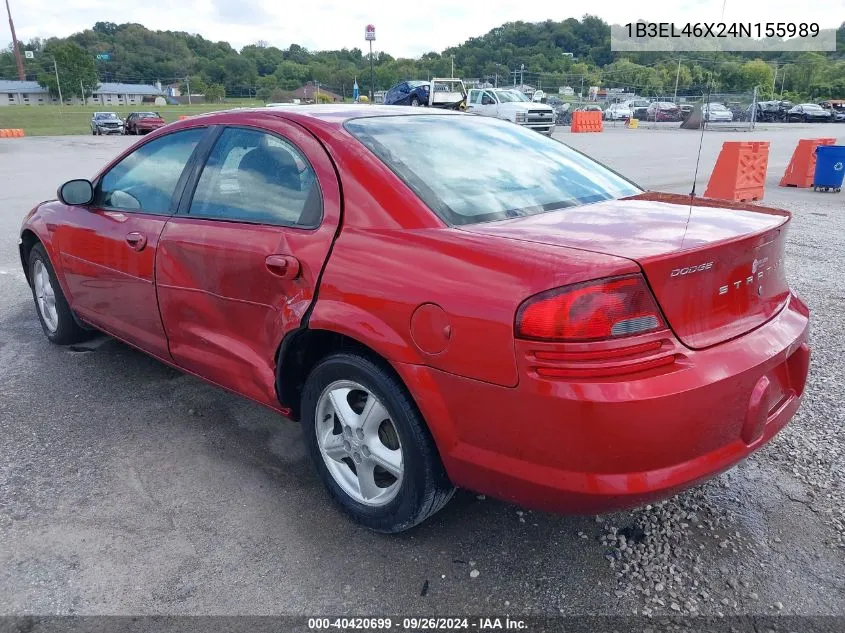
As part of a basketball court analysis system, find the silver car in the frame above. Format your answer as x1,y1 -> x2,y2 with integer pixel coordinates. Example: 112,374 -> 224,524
90,112 -> 125,135
702,103 -> 734,122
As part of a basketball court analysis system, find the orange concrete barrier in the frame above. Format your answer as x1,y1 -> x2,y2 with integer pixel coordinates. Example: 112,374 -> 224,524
704,141 -> 769,202
0,129 -> 25,137
571,110 -> 603,133
779,138 -> 835,188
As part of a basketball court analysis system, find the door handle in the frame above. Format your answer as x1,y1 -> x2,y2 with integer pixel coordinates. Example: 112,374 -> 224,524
125,232 -> 147,251
265,254 -> 300,280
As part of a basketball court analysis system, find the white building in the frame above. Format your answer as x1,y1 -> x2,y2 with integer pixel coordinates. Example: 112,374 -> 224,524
0,80 -> 162,106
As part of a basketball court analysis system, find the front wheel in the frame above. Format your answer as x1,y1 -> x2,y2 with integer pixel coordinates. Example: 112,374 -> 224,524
300,353 -> 454,533
28,243 -> 92,345
410,96 -> 421,107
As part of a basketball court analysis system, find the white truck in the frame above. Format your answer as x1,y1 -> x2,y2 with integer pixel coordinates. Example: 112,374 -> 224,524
466,88 -> 556,135
428,78 -> 467,109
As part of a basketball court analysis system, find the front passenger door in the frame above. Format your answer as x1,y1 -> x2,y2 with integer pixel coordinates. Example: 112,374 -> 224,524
156,123 -> 341,408
56,127 -> 208,359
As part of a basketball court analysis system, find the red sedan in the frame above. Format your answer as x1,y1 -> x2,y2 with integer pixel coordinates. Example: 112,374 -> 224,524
18,106 -> 810,533
124,111 -> 166,135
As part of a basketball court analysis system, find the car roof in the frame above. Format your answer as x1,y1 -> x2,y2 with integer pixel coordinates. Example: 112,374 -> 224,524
180,104 -> 464,128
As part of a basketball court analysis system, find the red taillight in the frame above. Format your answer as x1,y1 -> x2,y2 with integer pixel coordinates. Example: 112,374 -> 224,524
515,275 -> 666,342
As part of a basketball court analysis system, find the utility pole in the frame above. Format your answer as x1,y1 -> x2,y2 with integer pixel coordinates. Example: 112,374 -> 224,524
53,59 -> 63,106
186,75 -> 191,105
368,39 -> 374,101
520,64 -> 524,90
450,55 -> 455,78
771,63 -> 777,100
779,68 -> 786,98
5,0 -> 25,80
80,79 -> 84,105
673,59 -> 681,102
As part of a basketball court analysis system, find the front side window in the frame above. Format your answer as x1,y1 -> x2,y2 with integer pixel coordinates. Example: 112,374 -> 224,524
346,115 -> 640,226
188,127 -> 322,228
96,128 -> 205,213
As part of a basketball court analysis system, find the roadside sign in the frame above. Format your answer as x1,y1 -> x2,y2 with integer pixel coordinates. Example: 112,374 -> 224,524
96,53 -> 110,61
365,24 -> 375,41
24,50 -> 34,59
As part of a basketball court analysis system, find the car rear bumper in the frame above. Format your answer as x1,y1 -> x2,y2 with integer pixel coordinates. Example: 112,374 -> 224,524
399,292 -> 810,514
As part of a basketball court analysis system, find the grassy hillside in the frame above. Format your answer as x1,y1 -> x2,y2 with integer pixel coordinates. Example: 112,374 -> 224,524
0,101 -> 263,136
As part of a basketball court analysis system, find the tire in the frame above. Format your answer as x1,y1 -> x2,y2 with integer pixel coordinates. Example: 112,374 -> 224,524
91,129 -> 96,135
410,96 -> 421,107
300,352 -> 454,533
28,243 -> 92,345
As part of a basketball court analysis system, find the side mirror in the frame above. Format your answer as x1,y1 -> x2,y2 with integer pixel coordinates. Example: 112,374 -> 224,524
58,179 -> 94,206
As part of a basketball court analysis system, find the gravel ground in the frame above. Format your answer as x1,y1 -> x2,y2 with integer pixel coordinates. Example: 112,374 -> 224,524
0,125 -> 843,618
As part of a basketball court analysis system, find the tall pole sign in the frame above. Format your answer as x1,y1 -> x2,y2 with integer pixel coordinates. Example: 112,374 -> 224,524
365,24 -> 375,101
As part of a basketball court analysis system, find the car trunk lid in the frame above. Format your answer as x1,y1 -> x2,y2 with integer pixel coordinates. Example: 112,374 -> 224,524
461,192 -> 791,349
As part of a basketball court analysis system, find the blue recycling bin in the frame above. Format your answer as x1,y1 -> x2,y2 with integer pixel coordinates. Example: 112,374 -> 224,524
813,145 -> 845,192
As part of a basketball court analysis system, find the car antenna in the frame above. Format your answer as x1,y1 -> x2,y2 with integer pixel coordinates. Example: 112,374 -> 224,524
689,73 -> 713,198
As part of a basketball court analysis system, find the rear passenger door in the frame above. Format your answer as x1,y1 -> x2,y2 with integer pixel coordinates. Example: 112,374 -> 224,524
156,123 -> 341,408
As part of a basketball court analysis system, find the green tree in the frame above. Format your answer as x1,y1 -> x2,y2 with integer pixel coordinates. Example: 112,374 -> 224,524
37,42 -> 98,100
256,75 -> 278,102
741,59 -> 774,95
180,75 -> 206,96
204,83 -> 225,102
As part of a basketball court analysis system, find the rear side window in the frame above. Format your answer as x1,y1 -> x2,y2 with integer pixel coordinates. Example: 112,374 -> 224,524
96,128 -> 205,213
188,127 -> 322,228
346,115 -> 640,226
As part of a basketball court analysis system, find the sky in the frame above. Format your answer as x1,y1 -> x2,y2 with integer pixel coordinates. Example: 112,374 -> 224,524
6,0 -> 844,58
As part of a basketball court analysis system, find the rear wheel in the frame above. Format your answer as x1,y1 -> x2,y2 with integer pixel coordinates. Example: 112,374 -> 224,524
300,352 -> 454,533
28,244 -> 92,345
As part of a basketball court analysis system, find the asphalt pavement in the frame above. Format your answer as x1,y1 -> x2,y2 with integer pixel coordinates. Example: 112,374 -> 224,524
0,124 -> 843,617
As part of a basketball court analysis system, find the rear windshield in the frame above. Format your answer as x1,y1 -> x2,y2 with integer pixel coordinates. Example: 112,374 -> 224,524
345,115 -> 641,226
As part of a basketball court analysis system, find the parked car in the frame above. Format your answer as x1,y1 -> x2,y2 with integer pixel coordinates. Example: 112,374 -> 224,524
724,102 -> 747,122
646,102 -> 681,122
625,99 -> 651,120
125,112 -> 166,135
466,88 -> 556,135
748,101 -> 777,122
787,103 -> 833,122
90,112 -> 124,135
385,78 -> 467,109
19,106 -> 810,533
819,100 -> 845,122
383,80 -> 431,107
604,103 -> 632,121
545,96 -> 571,123
702,103 -> 734,122
679,104 -> 694,120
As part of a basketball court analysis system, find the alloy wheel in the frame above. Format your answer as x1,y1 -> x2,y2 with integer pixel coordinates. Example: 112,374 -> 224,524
315,380 -> 404,506
33,260 -> 59,333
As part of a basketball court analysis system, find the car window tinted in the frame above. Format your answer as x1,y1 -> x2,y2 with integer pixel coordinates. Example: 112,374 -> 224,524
188,127 -> 322,228
346,115 -> 640,226
96,128 -> 205,214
